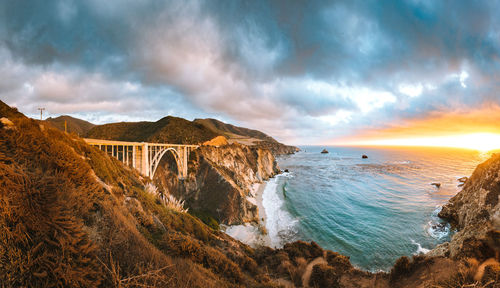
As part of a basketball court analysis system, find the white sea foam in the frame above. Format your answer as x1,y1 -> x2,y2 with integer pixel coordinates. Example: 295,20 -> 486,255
411,239 -> 430,254
262,175 -> 299,248
427,206 -> 451,240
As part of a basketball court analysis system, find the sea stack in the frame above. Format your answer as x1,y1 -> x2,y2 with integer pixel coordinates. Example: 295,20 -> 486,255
431,182 -> 441,188
321,149 -> 329,154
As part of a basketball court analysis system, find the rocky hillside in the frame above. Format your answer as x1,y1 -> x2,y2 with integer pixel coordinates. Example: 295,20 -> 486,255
436,153 -> 500,261
155,143 -> 280,225
1,100 -> 499,287
86,116 -> 283,225
46,115 -> 95,136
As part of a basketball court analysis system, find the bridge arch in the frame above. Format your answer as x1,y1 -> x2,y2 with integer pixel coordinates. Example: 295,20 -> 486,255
150,147 -> 181,178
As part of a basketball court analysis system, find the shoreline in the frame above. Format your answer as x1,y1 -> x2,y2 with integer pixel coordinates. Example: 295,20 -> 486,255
221,181 -> 272,248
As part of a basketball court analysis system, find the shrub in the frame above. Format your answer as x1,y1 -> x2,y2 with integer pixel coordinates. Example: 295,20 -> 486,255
390,256 -> 411,281
189,210 -> 220,230
309,264 -> 340,288
145,182 -> 188,213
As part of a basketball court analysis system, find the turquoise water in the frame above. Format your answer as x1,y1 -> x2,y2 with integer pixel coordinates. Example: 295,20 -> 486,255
262,146 -> 492,271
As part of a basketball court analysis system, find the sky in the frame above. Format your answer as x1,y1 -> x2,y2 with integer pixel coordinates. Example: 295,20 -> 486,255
1,0 -> 500,146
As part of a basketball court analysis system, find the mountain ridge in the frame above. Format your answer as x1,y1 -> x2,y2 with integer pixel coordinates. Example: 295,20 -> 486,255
45,115 -> 96,136
47,114 -> 299,155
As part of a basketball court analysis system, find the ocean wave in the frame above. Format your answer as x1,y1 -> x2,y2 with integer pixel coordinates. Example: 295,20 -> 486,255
262,175 -> 299,248
426,206 -> 452,240
411,239 -> 430,254
280,171 -> 294,178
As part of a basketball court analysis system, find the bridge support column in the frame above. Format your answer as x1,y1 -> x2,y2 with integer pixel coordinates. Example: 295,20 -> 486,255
182,147 -> 188,179
132,145 -> 136,169
142,143 -> 150,177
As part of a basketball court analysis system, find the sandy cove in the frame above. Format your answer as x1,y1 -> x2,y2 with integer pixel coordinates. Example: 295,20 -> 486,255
221,181 -> 272,248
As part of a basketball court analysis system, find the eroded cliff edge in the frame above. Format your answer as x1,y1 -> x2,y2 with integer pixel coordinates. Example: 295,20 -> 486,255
433,153 -> 500,260
154,143 -> 280,225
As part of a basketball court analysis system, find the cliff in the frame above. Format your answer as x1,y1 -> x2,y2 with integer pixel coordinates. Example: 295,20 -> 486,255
436,153 -> 500,260
154,143 -> 280,225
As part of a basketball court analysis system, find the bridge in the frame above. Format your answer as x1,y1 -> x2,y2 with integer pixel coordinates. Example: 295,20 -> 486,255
84,138 -> 199,179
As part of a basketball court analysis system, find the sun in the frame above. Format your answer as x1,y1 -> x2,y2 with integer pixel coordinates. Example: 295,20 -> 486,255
345,133 -> 500,152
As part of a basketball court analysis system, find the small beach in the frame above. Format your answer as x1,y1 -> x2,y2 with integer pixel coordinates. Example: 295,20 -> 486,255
222,181 -> 272,247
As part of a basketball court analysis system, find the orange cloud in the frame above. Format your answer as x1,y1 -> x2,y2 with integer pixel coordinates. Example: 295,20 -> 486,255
335,104 -> 500,151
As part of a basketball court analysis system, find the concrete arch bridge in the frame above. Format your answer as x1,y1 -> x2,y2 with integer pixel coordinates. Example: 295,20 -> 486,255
84,138 -> 199,179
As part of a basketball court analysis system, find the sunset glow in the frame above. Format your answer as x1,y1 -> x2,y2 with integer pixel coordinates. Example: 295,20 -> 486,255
340,133 -> 500,152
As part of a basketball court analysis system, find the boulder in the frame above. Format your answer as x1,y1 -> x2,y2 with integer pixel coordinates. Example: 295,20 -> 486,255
431,183 -> 441,188
362,155 -> 368,159
321,149 -> 329,154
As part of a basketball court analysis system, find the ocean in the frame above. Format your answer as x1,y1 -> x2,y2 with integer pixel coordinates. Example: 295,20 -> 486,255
262,146 -> 493,271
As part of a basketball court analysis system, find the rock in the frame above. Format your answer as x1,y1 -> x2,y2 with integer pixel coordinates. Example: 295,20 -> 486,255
321,149 -> 329,154
362,155 -> 368,159
284,169 -> 289,173
202,135 -> 229,147
0,117 -> 15,130
431,183 -> 441,188
457,176 -> 468,186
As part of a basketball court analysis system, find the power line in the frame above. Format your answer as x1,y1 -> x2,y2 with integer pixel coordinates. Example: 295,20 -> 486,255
38,107 -> 45,120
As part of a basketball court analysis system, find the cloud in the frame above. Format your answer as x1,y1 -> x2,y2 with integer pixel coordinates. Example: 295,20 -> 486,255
1,0 -> 500,144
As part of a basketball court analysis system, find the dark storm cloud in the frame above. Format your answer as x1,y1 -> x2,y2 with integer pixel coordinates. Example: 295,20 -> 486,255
1,0 -> 500,143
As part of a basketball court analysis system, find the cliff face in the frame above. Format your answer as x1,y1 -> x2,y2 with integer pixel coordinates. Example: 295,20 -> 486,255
437,153 -> 500,259
154,144 -> 280,225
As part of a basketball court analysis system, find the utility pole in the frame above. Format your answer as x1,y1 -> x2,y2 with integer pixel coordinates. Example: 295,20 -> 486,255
38,107 -> 45,120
